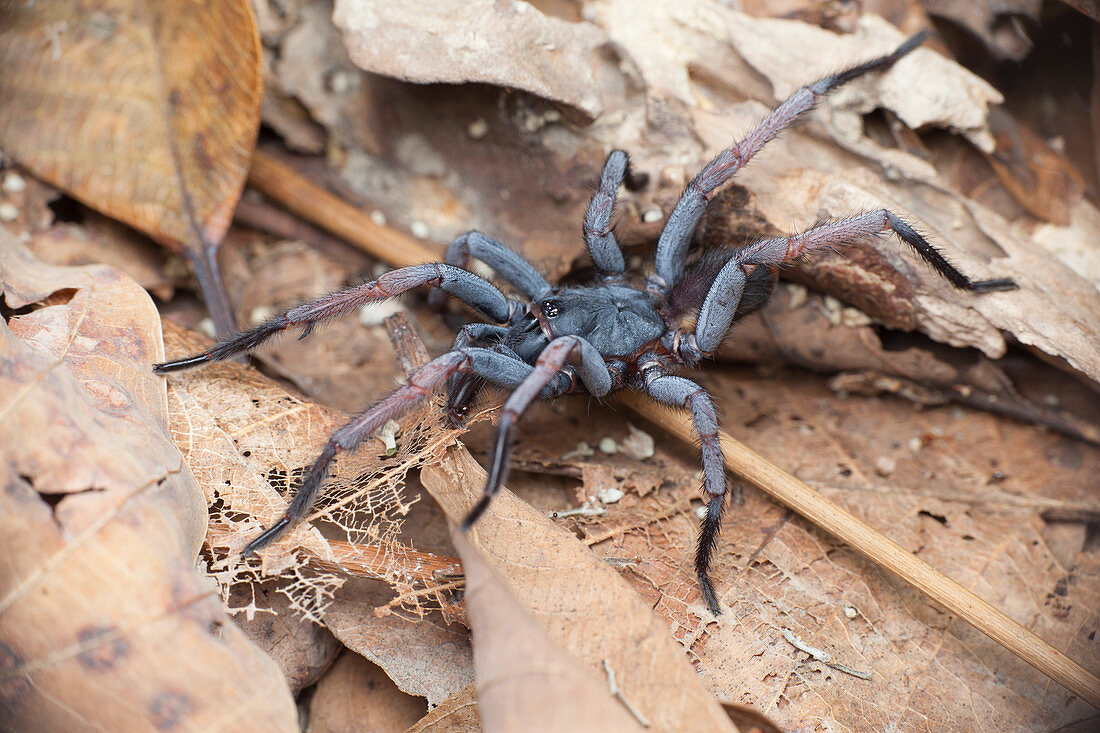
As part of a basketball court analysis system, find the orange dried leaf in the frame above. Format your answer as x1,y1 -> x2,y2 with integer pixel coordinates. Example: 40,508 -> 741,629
0,1 -> 263,334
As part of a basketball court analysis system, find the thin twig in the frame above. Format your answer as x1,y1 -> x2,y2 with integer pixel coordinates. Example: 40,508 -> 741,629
248,151 -> 440,268
617,392 -> 1100,709
603,659 -> 651,728
781,628 -> 872,680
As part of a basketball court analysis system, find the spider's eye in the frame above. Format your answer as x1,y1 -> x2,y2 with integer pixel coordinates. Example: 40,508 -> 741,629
542,300 -> 560,318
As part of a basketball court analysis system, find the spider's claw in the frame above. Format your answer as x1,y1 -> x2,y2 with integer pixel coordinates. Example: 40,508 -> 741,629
460,496 -> 492,531
699,572 -> 722,616
153,352 -> 213,374
241,517 -> 292,557
970,278 -> 1018,293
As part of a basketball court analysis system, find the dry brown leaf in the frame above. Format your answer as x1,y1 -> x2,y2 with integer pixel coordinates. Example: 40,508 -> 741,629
421,446 -> 739,733
0,0 -> 263,335
334,0 -> 606,121
0,231 -> 297,730
405,682 -> 482,733
162,319 -> 475,706
323,579 -> 475,708
228,579 -> 343,695
307,650 -> 427,733
451,528 -> 647,731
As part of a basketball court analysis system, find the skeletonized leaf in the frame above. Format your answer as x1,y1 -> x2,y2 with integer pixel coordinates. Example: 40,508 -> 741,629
0,0 -> 263,335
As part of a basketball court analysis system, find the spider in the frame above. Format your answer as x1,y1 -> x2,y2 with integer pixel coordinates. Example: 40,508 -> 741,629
155,32 -> 1015,614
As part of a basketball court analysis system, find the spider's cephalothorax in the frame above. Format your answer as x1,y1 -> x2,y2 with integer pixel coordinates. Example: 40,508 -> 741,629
154,32 -> 1015,614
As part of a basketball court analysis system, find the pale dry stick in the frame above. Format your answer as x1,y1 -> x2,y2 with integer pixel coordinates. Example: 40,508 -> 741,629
617,392 -> 1100,709
244,150 -> 1100,708
248,151 -> 440,268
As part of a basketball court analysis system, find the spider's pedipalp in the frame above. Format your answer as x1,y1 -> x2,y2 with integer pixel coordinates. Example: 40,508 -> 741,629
584,150 -> 629,279
653,32 -> 929,291
153,263 -> 510,373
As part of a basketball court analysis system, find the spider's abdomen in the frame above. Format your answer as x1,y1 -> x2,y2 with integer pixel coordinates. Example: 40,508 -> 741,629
543,286 -> 664,357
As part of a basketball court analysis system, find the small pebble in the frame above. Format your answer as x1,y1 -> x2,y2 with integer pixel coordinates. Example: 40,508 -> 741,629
249,306 -> 276,326
199,318 -> 217,339
410,220 -> 430,239
358,299 -> 404,326
2,172 -> 26,193
598,437 -> 617,454
844,606 -> 858,619
907,437 -> 923,454
467,118 -> 489,140
597,488 -> 624,504
0,202 -> 18,222
642,207 -> 663,223
370,210 -> 387,226
874,456 -> 896,476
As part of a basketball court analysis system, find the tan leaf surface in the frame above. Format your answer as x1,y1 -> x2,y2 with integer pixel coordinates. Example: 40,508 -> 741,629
161,319 -> 475,707
516,371 -> 1100,730
0,231 -> 297,731
405,682 -> 481,733
228,579 -> 343,695
0,0 -> 263,334
334,0 -> 606,120
421,446 -> 739,733
323,579 -> 475,708
307,650 -> 427,733
450,528 -> 647,731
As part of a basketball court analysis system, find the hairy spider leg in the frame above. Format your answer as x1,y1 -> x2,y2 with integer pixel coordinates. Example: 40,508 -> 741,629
461,335 -> 614,529
443,323 -> 512,425
153,263 -> 513,373
242,346 -> 556,555
433,231 -> 552,304
583,150 -> 629,280
652,31 -> 931,291
692,210 -> 1018,353
643,369 -> 727,615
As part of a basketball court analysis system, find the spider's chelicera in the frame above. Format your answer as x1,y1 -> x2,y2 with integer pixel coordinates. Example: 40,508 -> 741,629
155,33 -> 1015,614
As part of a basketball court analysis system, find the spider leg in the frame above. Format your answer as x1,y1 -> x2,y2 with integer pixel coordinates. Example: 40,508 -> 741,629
642,370 -> 727,615
444,324 -> 511,426
434,231 -> 552,302
653,31 -> 930,291
461,335 -> 614,529
693,210 -> 1017,353
154,264 -> 513,373
583,150 -> 629,280
242,346 -> 550,555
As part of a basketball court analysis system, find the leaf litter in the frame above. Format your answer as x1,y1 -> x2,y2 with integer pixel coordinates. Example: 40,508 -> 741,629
1,1 -> 1098,731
